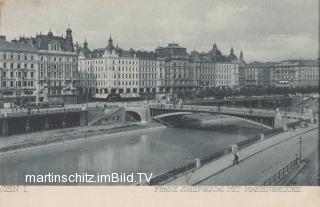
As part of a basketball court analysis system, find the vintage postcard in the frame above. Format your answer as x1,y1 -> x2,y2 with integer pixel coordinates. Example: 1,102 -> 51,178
0,0 -> 319,206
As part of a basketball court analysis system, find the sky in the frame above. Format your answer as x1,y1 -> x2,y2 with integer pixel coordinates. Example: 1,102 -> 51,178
0,0 -> 318,62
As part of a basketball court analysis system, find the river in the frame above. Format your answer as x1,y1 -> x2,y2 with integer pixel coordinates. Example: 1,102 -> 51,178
0,116 -> 269,185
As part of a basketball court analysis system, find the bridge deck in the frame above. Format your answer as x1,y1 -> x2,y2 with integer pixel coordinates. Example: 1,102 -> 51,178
149,104 -> 276,118
153,112 -> 192,119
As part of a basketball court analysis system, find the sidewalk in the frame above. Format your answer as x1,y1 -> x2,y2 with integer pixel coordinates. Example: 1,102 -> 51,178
164,123 -> 318,186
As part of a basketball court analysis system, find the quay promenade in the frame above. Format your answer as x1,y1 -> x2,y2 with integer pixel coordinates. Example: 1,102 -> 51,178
163,123 -> 318,186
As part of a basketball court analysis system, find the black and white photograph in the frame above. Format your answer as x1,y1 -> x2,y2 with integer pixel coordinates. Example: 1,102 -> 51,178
0,0 -> 319,205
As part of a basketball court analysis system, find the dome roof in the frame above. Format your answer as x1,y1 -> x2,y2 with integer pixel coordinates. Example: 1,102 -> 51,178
66,27 -> 72,32
228,48 -> 238,62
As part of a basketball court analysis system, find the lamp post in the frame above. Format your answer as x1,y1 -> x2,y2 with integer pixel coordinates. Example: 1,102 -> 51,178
301,93 -> 303,117
299,136 -> 302,161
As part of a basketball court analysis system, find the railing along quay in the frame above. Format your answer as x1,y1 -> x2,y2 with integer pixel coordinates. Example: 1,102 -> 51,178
263,159 -> 301,186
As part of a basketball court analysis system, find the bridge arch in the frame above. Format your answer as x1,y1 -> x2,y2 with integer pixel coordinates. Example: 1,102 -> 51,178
124,106 -> 150,123
125,111 -> 142,122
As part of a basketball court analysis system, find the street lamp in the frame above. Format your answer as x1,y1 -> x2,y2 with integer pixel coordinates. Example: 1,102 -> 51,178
301,93 -> 303,117
299,136 -> 302,161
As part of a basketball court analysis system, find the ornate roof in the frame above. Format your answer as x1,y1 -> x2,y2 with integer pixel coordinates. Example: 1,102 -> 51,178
208,43 -> 224,61
227,48 -> 238,62
0,39 -> 36,52
28,28 -> 75,52
105,35 -> 116,53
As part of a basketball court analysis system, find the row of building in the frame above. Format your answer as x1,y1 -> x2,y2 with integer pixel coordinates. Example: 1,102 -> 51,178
0,27 -> 319,105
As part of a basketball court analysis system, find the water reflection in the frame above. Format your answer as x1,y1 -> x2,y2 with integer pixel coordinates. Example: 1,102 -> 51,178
0,118 -> 269,185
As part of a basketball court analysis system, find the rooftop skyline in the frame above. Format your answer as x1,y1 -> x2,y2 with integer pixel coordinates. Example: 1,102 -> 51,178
0,0 -> 318,62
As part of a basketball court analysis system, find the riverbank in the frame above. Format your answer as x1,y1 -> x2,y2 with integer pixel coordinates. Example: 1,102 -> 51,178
0,122 -> 166,156
161,123 -> 318,186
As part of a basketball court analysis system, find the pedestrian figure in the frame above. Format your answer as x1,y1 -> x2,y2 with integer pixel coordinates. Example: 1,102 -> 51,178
233,153 -> 239,165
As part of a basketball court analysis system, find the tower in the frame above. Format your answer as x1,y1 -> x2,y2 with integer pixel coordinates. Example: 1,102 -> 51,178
107,34 -> 113,47
66,27 -> 73,42
83,37 -> 88,49
239,50 -> 243,62
65,27 -> 74,52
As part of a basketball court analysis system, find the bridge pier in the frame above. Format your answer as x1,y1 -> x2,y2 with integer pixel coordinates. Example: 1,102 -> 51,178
274,111 -> 283,129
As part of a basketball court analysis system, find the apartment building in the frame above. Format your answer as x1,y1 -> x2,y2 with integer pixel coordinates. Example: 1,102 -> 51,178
0,36 -> 38,107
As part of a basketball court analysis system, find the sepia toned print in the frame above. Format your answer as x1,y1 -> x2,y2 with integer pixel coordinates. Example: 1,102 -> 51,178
0,0 -> 318,190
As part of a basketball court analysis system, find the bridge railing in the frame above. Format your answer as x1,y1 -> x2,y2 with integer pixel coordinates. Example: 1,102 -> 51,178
149,104 -> 276,117
0,107 -> 84,118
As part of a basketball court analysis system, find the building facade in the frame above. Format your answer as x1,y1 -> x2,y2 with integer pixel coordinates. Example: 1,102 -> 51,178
271,60 -> 319,88
239,62 -> 273,88
3,27 -> 319,107
78,40 -> 241,100
29,28 -> 78,101
0,36 -> 38,107
239,59 -> 319,88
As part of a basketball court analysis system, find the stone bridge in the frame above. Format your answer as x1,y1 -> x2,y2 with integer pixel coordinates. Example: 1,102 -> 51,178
148,104 -> 283,129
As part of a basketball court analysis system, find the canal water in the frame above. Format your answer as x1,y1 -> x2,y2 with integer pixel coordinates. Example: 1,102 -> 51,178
0,116 -> 269,185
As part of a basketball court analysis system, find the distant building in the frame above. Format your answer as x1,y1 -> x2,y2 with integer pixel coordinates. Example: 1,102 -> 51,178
13,28 -> 78,104
271,59 -> 319,88
29,28 -> 78,99
0,37 -> 38,107
239,62 -> 274,88
78,39 -> 242,99
215,62 -> 239,88
155,43 -> 189,60
2,27 -> 319,106
78,36 -> 147,101
239,59 -> 319,89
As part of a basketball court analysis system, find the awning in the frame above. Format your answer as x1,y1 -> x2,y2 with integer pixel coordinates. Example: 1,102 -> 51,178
119,93 -> 141,99
94,94 -> 109,99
